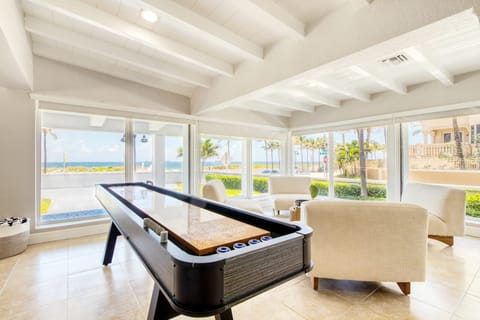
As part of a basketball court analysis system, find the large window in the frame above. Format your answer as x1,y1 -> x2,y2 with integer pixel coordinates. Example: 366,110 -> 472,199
40,112 -> 125,223
134,120 -> 186,192
200,136 -> 244,197
293,133 -> 329,197
333,127 -> 387,200
252,139 -> 281,195
405,116 -> 480,220
39,111 -> 189,225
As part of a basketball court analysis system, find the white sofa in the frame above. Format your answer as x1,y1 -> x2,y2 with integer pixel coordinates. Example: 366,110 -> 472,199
304,200 -> 428,295
269,176 -> 311,214
202,179 -> 264,214
401,183 -> 466,246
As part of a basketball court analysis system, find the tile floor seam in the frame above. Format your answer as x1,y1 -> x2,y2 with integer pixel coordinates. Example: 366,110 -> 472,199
0,259 -> 19,297
281,298 -> 326,320
448,264 -> 480,319
128,277 -> 146,317
358,284 -> 382,304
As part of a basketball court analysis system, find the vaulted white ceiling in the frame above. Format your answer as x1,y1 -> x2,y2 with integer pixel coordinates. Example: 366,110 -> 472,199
12,0 -> 480,122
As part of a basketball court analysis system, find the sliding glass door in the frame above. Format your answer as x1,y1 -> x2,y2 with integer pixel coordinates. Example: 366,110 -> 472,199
40,112 -> 125,223
39,111 -> 189,225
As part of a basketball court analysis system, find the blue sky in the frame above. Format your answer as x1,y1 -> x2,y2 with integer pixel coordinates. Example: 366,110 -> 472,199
45,130 -> 182,162
44,126 -> 422,164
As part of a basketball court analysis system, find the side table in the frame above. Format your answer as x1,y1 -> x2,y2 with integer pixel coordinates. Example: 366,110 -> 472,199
289,206 -> 301,221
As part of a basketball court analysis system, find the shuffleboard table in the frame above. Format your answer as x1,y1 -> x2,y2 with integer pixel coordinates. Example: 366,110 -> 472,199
96,182 -> 312,320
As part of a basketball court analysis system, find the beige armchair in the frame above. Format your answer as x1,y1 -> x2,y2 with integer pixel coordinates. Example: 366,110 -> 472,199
304,200 -> 428,295
202,179 -> 263,214
402,183 -> 466,246
269,176 -> 311,214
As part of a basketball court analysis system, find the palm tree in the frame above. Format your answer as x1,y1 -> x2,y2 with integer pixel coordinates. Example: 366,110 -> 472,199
201,139 -> 220,170
265,141 -> 280,170
177,146 -> 183,158
303,138 -> 314,171
293,136 -> 305,171
356,128 -> 368,197
452,117 -> 465,169
41,128 -> 57,174
262,140 -> 269,170
315,136 -> 327,171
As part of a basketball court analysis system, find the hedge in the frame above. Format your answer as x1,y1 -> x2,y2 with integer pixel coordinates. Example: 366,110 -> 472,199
466,193 -> 480,218
311,180 -> 387,200
205,174 -> 480,218
205,174 -> 241,190
205,174 -> 269,193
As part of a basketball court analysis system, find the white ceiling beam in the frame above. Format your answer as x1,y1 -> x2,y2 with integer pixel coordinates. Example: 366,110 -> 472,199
286,89 -> 340,108
33,42 -> 193,96
239,101 -> 292,117
259,97 -> 315,113
135,0 -> 263,62
25,17 -> 211,88
349,65 -> 407,94
89,115 -> 106,127
27,0 -> 233,77
0,0 -> 33,89
233,0 -> 304,39
307,79 -> 371,102
192,1 -> 477,115
403,46 -> 454,86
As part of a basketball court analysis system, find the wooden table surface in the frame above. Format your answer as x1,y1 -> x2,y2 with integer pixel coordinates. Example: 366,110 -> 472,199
111,186 -> 270,255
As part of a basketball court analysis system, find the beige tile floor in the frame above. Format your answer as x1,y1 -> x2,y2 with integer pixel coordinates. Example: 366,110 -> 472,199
1,234 -> 480,320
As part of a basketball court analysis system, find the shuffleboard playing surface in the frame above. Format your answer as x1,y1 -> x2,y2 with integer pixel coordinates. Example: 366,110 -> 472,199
110,186 -> 270,255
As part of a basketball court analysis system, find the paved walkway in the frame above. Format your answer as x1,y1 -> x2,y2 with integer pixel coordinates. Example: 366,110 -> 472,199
42,187 -> 101,215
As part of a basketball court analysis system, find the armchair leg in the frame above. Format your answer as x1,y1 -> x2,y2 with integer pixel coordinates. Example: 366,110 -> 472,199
397,282 -> 410,295
428,235 -> 454,246
313,277 -> 319,290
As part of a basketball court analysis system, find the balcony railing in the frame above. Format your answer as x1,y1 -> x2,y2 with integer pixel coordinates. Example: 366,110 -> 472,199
409,143 -> 477,158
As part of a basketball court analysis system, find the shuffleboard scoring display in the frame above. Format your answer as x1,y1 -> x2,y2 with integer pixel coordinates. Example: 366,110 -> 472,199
97,183 -> 312,320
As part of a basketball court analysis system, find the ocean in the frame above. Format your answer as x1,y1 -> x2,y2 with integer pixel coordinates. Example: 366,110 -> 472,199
44,161 -> 276,169
45,161 -> 181,170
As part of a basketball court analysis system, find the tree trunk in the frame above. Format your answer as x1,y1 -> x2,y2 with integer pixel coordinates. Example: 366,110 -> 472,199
357,129 -> 368,197
452,118 -> 465,169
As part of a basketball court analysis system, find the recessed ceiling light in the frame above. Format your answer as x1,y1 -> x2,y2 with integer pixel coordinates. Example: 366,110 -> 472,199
141,10 -> 158,22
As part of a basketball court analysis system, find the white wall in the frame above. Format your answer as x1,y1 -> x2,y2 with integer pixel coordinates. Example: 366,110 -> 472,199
33,57 -> 190,115
0,88 -> 35,231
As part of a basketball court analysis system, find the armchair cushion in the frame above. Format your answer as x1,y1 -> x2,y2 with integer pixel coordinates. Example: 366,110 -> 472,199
402,183 -> 465,237
304,200 -> 428,283
269,176 -> 311,212
202,179 -> 263,214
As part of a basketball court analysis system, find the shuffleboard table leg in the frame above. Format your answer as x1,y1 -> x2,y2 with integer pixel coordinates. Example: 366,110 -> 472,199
215,309 -> 233,320
103,222 -> 121,266
148,284 -> 179,320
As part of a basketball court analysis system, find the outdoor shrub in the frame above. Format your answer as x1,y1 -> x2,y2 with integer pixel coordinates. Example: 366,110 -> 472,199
335,183 -> 361,199
312,180 -> 328,196
205,174 -> 242,189
466,193 -> 480,218
205,174 -> 269,193
253,177 -> 268,193
367,185 -> 387,198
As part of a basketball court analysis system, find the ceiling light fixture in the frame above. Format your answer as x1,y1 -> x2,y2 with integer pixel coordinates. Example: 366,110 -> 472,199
141,10 -> 158,22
